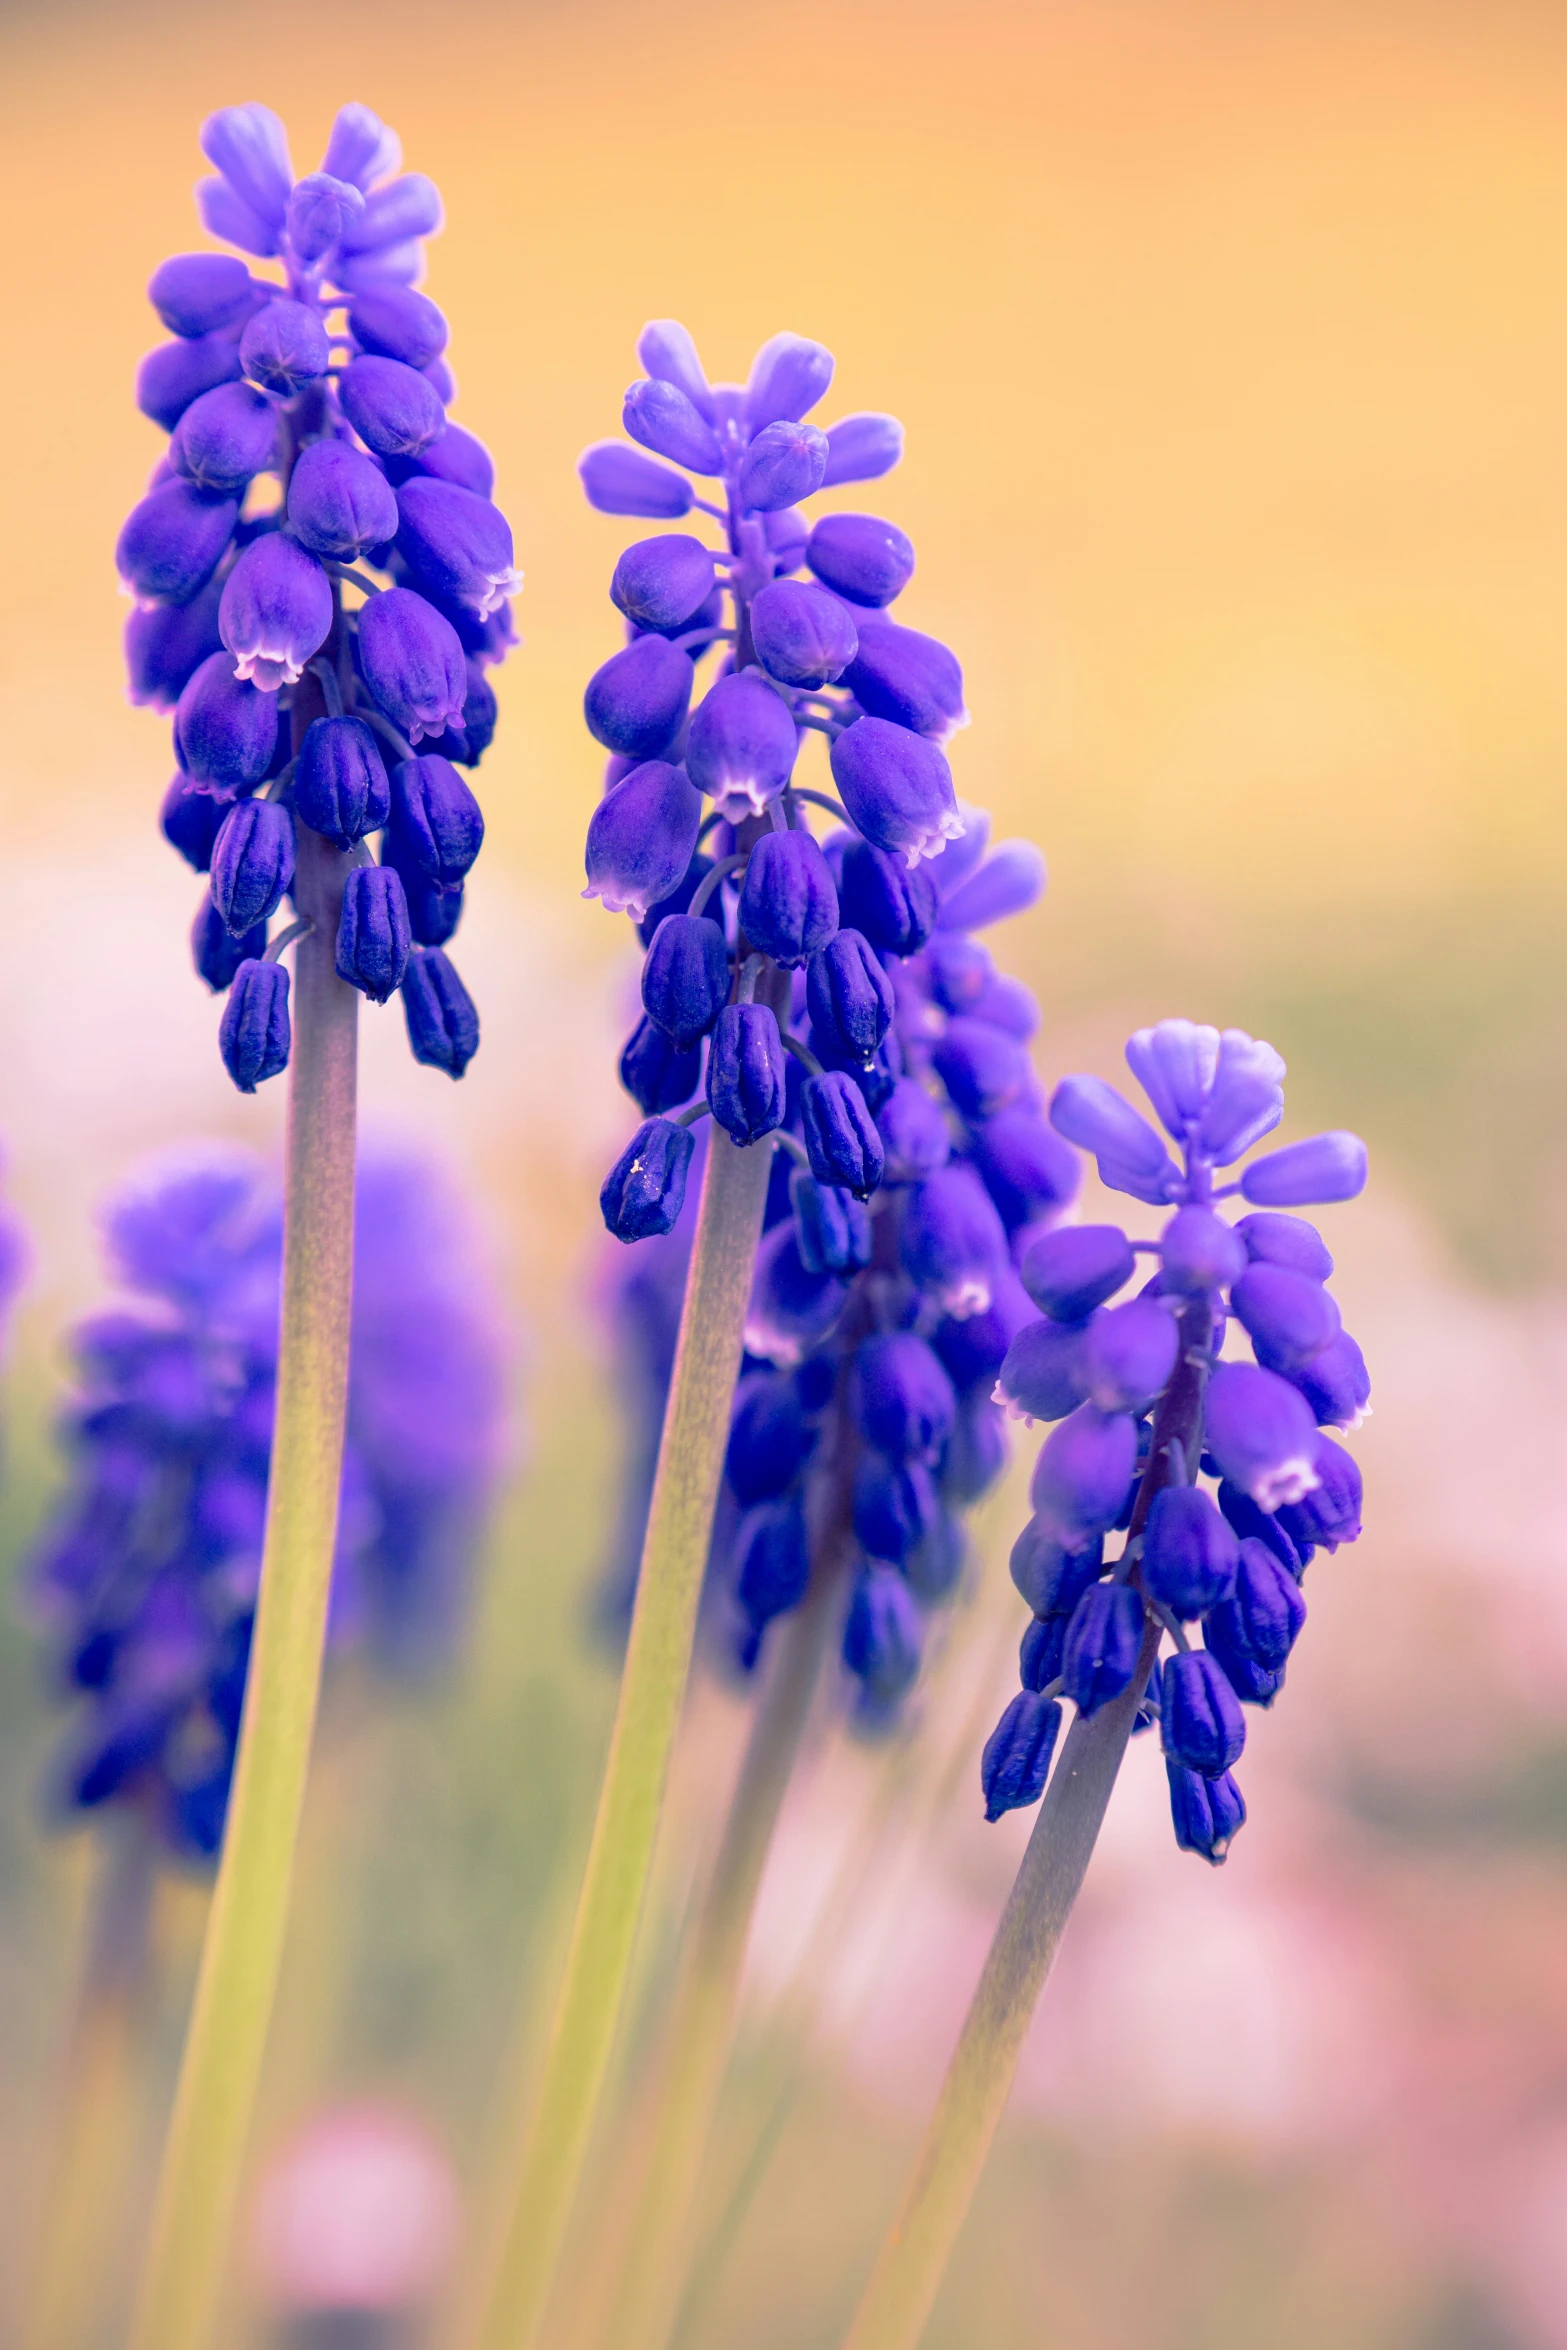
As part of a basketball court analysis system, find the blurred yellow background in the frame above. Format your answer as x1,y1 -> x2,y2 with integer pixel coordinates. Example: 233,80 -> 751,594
1,0 -> 1565,2344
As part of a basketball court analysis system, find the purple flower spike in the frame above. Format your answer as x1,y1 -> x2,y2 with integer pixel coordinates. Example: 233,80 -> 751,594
801,1071 -> 883,1199
396,478 -> 521,619
901,1164 -> 1008,1318
611,535 -> 717,632
737,420 -> 829,513
218,534 -> 333,691
117,482 -> 237,606
749,580 -> 858,688
579,442 -> 695,519
137,335 -> 245,432
603,1118 -> 695,1243
174,650 -> 279,788
287,439 -> 399,561
149,253 -> 255,338
357,588 -> 467,744
623,379 -> 724,475
1031,1403 -> 1138,1540
295,716 -> 390,848
1240,1131 -> 1368,1207
210,798 -> 295,935
401,948 -> 479,1077
685,672 -> 798,820
745,332 -> 834,432
738,831 -> 839,968
218,958 -> 291,1093
170,383 -> 279,494
584,761 -> 702,921
820,412 -> 904,486
843,619 -> 967,742
1168,1762 -> 1246,1864
831,717 -> 962,868
239,299 -> 330,395
585,636 -> 694,760
1141,1486 -> 1239,1620
1203,1363 -> 1321,1513
339,356 -> 445,458
707,1004 -> 787,1145
1062,1581 -> 1144,1717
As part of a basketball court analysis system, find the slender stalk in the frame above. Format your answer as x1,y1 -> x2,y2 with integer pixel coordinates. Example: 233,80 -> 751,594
468,1124 -> 776,2350
128,785 -> 359,2350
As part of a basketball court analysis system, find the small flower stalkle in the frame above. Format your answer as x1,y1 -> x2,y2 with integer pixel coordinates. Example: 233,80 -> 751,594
121,102 -> 512,1087
585,320 -> 1075,1717
24,1146 -> 506,1867
983,1020 -> 1368,1856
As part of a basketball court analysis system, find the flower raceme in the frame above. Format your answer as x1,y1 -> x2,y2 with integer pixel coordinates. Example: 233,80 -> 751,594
982,1019 -> 1368,1856
123,102 -> 513,1088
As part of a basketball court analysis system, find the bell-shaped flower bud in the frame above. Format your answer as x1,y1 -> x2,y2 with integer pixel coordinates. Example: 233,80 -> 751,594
1289,1329 -> 1371,1430
745,1219 -> 848,1365
357,588 -> 467,744
749,579 -> 858,687
726,1371 -> 817,1506
707,1003 -> 786,1144
995,1317 -> 1088,1425
196,171 -> 278,259
843,1565 -> 923,1704
338,170 -> 443,254
170,382 -> 278,494
745,333 -> 834,432
395,867 -> 463,948
161,775 -> 227,872
619,1014 -> 700,1116
399,946 -> 479,1076
286,171 -> 364,261
295,715 -> 390,847
641,912 -> 729,1049
239,298 -> 330,395
876,1078 -> 950,1182
1241,1131 -> 1368,1207
637,320 -> 714,417
1213,1535 -> 1307,1672
1167,1760 -> 1246,1863
789,1169 -> 871,1277
584,635 -> 693,761
1203,1362 -> 1321,1511
1199,1600 -> 1283,1707
634,851 -> 714,951
149,251 -> 255,337
1124,1018 -> 1219,1141
128,579 -> 224,709
1081,1297 -> 1179,1414
209,796 -> 294,936
853,1455 -> 939,1565
1009,1517 -> 1104,1616
685,671 -> 797,819
585,761 -> 702,921
623,379 -> 724,474
936,840 -> 1047,932
941,1394 -> 1008,1502
339,355 -> 445,457
191,897 -> 266,992
1062,1580 -> 1145,1717
1049,1075 -> 1179,1206
388,755 -> 483,886
396,429 -> 489,506
801,1070 -> 884,1199
322,102 -> 401,190
201,101 -> 292,230
739,830 -> 838,968
806,513 -> 915,608
601,1116 -> 695,1243
1216,1481 -> 1305,1574
843,619 -> 967,742
926,934 -> 993,1012
1141,1485 -> 1239,1619
831,717 -> 961,868
1031,1403 -> 1138,1539
217,957 -> 290,1092
1020,1223 -> 1135,1323
395,477 -> 521,619
218,532 -> 333,692
349,286 -> 446,368
286,439 -> 399,561
117,481 -> 237,606
1020,1611 -> 1069,1692
982,1690 -> 1062,1820
851,1332 -> 957,1464
968,1111 -> 1079,1235
1236,1210 -> 1333,1281
579,441 -> 695,519
821,412 -> 904,487
336,865 -> 412,1002
835,836 -> 939,957
1195,1029 -> 1286,1163
1231,1262 -> 1341,1376
1276,1433 -> 1361,1551
969,971 -> 1041,1039
901,1163 -> 1007,1318
733,419 -> 825,515
901,1505 -> 964,1601
1159,1204 -> 1248,1296
174,649 -> 279,787
137,334 -> 243,431
611,534 -> 717,632
735,1496 -> 811,1629
931,1017 -> 1031,1122
764,506 -> 809,575
806,929 -> 893,1063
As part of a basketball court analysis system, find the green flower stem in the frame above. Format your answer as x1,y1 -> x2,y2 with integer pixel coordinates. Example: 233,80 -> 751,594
128,811 -> 359,2350
470,1123 -> 776,2350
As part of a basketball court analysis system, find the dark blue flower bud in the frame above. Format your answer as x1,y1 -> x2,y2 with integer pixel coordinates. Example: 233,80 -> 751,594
1231,1263 -> 1340,1376
610,534 -> 717,632
850,1332 -> 957,1463
943,1395 -> 1009,1504
1141,1485 -> 1239,1619
901,1164 -> 1008,1318
239,299 -> 330,395
1199,1602 -> 1283,1707
417,657 -> 497,767
209,796 -> 294,935
160,775 -> 227,871
995,1318 -> 1087,1424
349,286 -> 447,368
1275,1433 -> 1361,1551
1167,1761 -> 1246,1863
287,439 -> 399,561
738,420 -> 828,513
686,672 -> 798,820
286,170 -> 364,261
117,482 -> 237,605
836,836 -> 940,955
876,1078 -> 950,1182
191,897 -> 266,992
637,320 -> 715,418
843,619 -> 966,741
137,334 -> 243,431
400,946 -> 479,1077
739,831 -> 838,968
969,1112 -> 1079,1236
1080,1298 -> 1179,1415
1062,1580 -> 1145,1716
339,356 -> 445,458
806,513 -> 915,609
585,761 -> 703,921
1158,1204 -> 1248,1296
788,1169 -> 871,1276
727,1371 -> 817,1506
217,957 -> 291,1092
623,378 -> 724,474
601,1117 -> 695,1243
842,1565 -> 922,1703
336,865 -> 412,1002
1241,1131 -> 1367,1208
174,650 -> 279,787
218,533 -> 333,692
931,1017 -> 1032,1122
831,717 -> 961,868
396,477 -> 520,619
338,169 -> 443,254
584,635 -> 693,760
1288,1330 -> 1370,1430
1020,1224 -> 1135,1323
1215,1480 -> 1305,1575
619,1014 -> 700,1115
765,505 -> 809,574
1020,1611 -> 1068,1691
170,382 -> 278,494
801,1071 -> 884,1199
806,929 -> 893,1063
387,756 -> 483,886
1235,1210 -> 1333,1281
127,579 -> 224,709
1203,1362 -> 1321,1512
981,1690 -> 1062,1820
358,588 -> 467,744
1160,1649 -> 1245,1777
749,580 -> 858,688
295,716 -> 390,848
579,441 -> 695,519
1206,1535 -> 1307,1673
149,252 -> 254,337
745,1219 -> 849,1365
821,412 -> 904,487
735,1496 -> 811,1628
906,1509 -> 967,1603
1032,1403 -> 1138,1541
853,1455 -> 939,1563
641,913 -> 729,1049
633,850 -> 713,947
745,333 -> 834,432
396,870 -> 463,947
707,1004 -> 786,1145
201,102 -> 292,232
931,1268 -> 1033,1396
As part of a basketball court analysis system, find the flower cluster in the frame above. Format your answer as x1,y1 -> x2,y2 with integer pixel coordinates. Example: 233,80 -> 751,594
981,1021 -> 1368,1859
585,322 -> 1078,1709
120,102 -> 514,1089
25,1146 -> 506,1865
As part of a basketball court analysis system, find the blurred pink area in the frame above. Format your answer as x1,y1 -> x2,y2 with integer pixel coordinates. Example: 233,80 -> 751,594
247,2104 -> 461,2314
